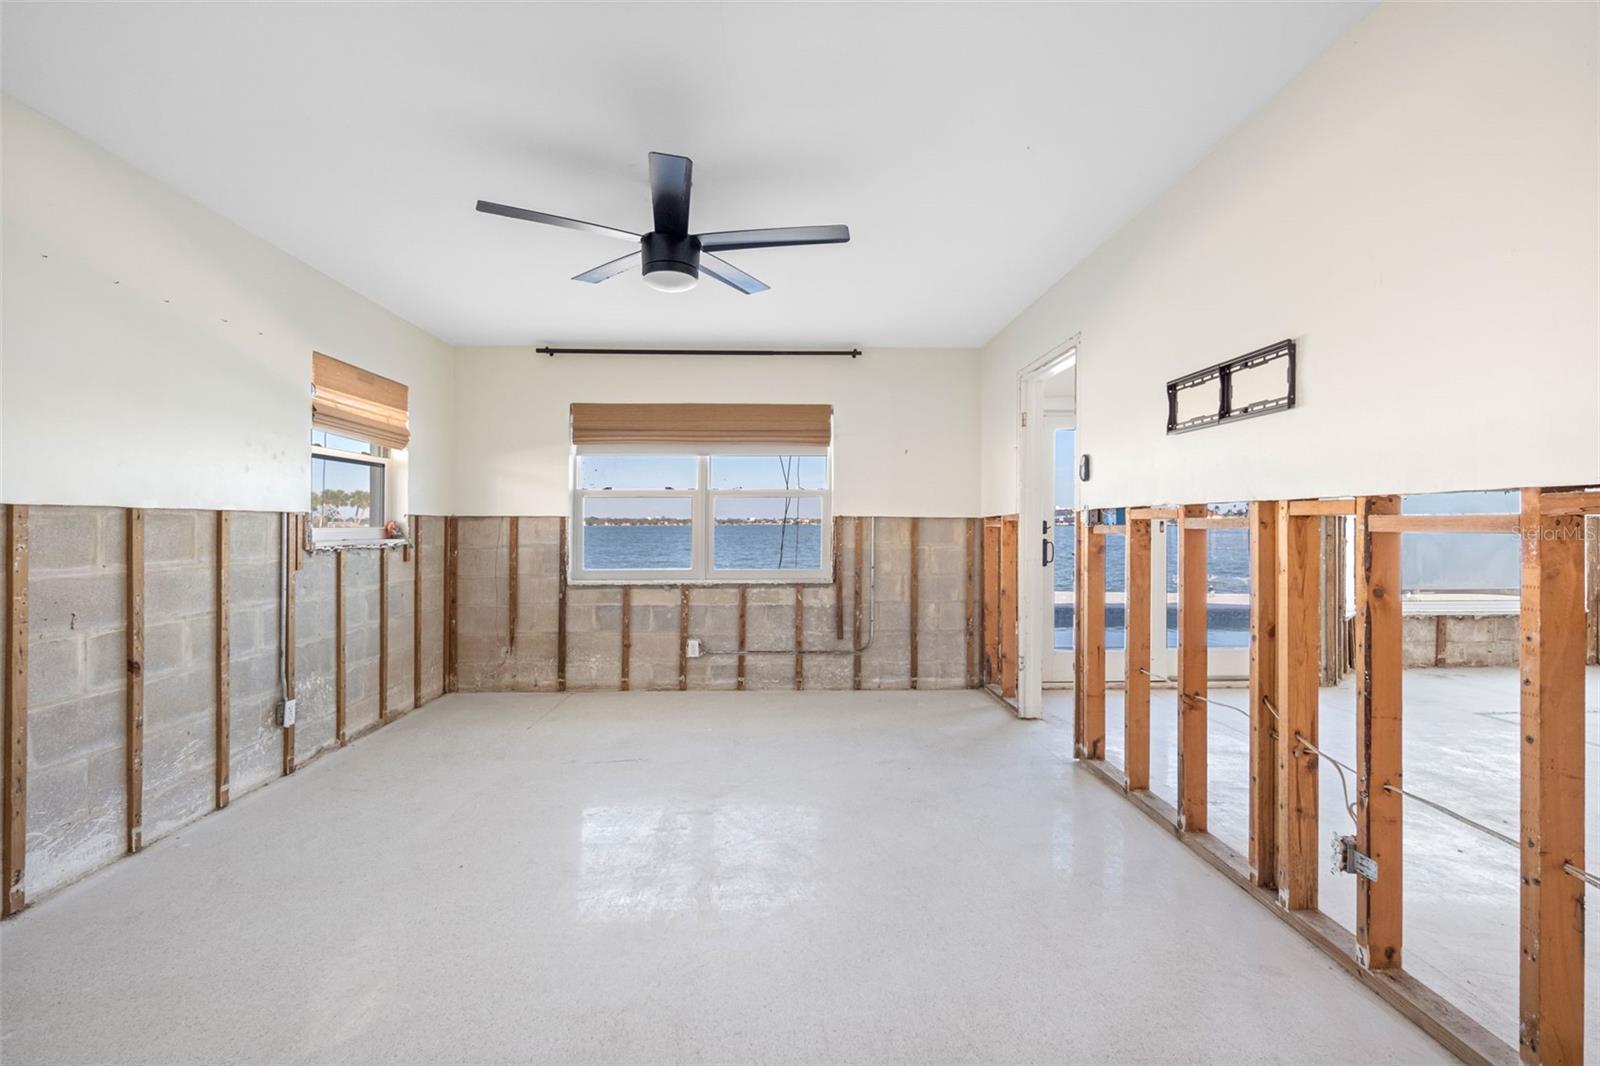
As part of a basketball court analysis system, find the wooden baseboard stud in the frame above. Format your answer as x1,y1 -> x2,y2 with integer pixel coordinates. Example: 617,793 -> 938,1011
125,509 -> 146,854
1123,516 -> 1151,791
1176,503 -> 1207,832
1355,495 -> 1403,971
1276,501 -> 1320,910
1248,501 -> 1278,889
215,511 -> 231,809
4,505 -> 29,916
1517,488 -> 1585,1065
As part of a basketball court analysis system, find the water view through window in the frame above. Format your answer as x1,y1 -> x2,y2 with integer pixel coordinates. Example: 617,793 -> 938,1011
577,454 -> 828,576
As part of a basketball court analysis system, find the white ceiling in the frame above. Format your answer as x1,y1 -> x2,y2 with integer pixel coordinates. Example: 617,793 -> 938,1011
2,2 -> 1369,349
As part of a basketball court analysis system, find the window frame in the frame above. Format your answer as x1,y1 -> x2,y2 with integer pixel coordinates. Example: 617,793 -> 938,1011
310,433 -> 393,545
571,442 -> 833,584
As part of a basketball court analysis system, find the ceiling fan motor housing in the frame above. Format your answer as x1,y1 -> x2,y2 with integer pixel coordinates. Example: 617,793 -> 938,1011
641,231 -> 700,282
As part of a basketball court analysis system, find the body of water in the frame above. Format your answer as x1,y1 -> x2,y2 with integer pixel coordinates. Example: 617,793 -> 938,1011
1053,523 -> 1250,595
1053,523 -> 1251,649
584,523 -> 821,572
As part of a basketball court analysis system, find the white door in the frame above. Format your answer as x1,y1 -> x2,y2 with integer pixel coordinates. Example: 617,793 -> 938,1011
1043,414 -> 1075,684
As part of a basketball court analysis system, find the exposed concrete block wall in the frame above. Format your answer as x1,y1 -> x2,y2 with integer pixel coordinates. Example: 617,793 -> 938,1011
1402,614 -> 1519,669
742,586 -> 799,691
342,551 -> 382,739
292,552 -> 338,760
684,587 -> 739,690
454,517 -> 561,692
860,518 -> 913,689
8,508 -> 975,910
229,512 -> 284,797
627,587 -> 683,692
25,506 -> 128,897
141,510 -> 217,845
914,517 -> 974,689
447,515 -> 978,694
385,544 -> 417,714
416,516 -> 446,704
568,586 -> 624,691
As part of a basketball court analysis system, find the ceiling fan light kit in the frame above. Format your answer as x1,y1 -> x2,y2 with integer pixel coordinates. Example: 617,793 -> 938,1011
640,232 -> 701,292
477,151 -> 850,295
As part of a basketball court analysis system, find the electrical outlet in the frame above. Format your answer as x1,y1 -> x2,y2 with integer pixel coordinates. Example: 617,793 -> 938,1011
686,638 -> 702,658
280,698 -> 297,727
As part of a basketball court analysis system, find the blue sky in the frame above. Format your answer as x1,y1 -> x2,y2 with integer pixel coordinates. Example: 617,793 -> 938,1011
581,455 -> 827,519
1055,429 -> 1076,509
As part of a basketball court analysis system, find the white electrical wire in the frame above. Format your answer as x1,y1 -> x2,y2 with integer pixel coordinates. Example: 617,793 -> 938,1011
1106,672 -> 1600,887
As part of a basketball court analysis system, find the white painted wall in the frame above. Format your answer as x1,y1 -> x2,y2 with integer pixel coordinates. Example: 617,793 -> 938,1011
452,347 -> 981,517
980,3 -> 1599,513
2,98 -> 456,514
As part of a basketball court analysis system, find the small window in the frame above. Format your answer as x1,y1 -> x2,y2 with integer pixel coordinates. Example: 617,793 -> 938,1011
310,352 -> 408,545
311,429 -> 388,538
572,449 -> 831,583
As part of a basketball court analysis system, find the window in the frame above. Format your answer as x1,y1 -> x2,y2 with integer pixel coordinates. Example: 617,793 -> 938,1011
311,428 -> 387,535
1398,490 -> 1520,612
310,352 -> 408,544
572,449 -> 832,583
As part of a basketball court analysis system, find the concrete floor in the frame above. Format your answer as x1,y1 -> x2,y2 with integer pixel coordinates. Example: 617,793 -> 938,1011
1064,665 -> 1599,1053
1,690 -> 1454,1065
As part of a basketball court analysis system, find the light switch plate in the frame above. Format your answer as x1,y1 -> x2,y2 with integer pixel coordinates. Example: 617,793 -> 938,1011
281,698 -> 297,727
686,638 -> 702,658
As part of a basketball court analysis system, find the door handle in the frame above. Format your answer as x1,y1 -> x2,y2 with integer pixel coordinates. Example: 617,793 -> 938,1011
1043,535 -> 1055,566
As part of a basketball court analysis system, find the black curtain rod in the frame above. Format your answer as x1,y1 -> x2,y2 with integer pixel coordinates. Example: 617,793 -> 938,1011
536,346 -> 861,358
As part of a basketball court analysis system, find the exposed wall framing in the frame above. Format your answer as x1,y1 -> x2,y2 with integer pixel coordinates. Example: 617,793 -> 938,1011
215,511 -> 231,809
335,549 -> 347,745
1123,516 -> 1151,791
507,516 -> 519,650
1518,488 -> 1585,1065
378,547 -> 389,722
908,520 -> 919,689
999,517 -> 1018,699
1175,503 -> 1207,832
412,515 -> 423,709
1587,515 -> 1599,666
790,586 -> 803,689
621,586 -> 633,692
4,506 -> 28,916
1321,515 -> 1350,685
678,587 -> 689,691
283,513 -> 297,776
853,518 -> 864,690
1275,501 -> 1319,911
557,516 -> 568,692
1247,501 -> 1278,889
736,585 -> 746,690
1354,495 -> 1402,970
125,508 -> 145,854
1076,486 -> 1600,1066
1074,518 -> 1105,759
979,515 -> 1021,705
966,518 -> 978,688
444,516 -> 459,693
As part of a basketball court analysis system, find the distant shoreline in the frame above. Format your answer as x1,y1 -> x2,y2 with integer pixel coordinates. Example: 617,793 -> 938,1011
587,518 -> 821,527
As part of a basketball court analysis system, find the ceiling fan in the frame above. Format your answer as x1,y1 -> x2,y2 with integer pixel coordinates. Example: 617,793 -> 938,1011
476,151 -> 849,295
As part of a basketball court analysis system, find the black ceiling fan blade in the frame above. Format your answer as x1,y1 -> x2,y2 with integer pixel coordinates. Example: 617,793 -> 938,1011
699,253 -> 770,295
572,250 -> 642,284
696,225 -> 850,252
648,152 -> 693,236
476,200 -> 638,242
